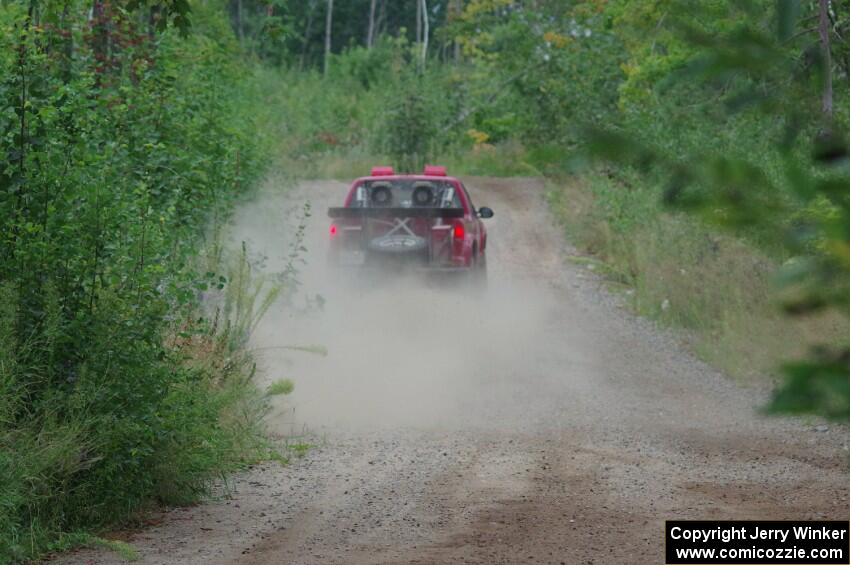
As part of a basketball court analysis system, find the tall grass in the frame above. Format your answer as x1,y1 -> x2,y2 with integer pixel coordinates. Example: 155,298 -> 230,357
0,237 -> 280,562
547,169 -> 850,381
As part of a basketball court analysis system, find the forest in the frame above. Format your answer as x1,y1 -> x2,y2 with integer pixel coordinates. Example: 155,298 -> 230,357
2,0 -> 850,562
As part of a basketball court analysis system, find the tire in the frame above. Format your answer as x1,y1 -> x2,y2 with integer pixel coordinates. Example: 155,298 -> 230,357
474,252 -> 488,290
459,249 -> 487,293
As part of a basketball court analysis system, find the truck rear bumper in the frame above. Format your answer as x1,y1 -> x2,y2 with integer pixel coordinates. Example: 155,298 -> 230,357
330,262 -> 472,274
330,249 -> 470,271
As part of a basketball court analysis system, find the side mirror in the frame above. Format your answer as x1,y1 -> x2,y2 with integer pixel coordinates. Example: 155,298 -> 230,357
478,207 -> 494,219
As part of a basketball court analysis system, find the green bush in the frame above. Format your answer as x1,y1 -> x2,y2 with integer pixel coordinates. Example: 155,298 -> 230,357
0,1 -> 279,561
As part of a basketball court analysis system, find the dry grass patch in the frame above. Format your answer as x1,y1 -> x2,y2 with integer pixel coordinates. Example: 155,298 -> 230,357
547,173 -> 850,382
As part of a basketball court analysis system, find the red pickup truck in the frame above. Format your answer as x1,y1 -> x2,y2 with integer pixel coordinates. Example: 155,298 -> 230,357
328,166 -> 494,282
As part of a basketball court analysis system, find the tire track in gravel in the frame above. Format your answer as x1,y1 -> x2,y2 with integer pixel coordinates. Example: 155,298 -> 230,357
54,177 -> 850,565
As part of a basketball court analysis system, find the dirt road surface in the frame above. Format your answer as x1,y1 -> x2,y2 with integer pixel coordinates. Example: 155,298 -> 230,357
58,177 -> 850,565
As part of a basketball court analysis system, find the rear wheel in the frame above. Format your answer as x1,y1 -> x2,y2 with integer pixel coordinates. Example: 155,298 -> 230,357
460,247 -> 487,292
473,252 -> 488,290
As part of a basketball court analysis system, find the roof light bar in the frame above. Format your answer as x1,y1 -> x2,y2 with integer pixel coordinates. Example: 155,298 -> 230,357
423,165 -> 447,177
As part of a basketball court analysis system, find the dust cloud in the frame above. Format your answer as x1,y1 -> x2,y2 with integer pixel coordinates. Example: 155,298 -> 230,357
229,179 -> 566,433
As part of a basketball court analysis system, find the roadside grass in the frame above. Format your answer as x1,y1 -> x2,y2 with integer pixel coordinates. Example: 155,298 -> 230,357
0,28 -> 304,560
280,147 -> 386,181
47,534 -> 140,562
284,140 -> 554,180
546,170 -> 850,382
439,141 -> 542,177
286,442 -> 313,458
267,379 -> 295,396
0,230 -> 287,563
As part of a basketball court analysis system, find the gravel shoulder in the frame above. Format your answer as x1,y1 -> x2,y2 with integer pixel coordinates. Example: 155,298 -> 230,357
54,177 -> 850,565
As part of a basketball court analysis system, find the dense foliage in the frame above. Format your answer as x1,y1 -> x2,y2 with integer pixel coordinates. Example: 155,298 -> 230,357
586,1 -> 850,420
0,0 -> 277,561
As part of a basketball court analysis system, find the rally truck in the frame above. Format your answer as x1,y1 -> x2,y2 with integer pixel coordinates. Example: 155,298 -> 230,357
327,166 -> 494,281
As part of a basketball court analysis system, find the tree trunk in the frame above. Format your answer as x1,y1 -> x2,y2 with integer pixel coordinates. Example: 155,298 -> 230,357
62,0 -> 73,82
421,0 -> 429,69
377,0 -> 387,37
819,0 -> 833,120
367,0 -> 377,48
91,0 -> 108,84
324,0 -> 333,76
416,0 -> 422,46
300,0 -> 316,71
235,0 -> 244,44
148,5 -> 159,39
453,0 -> 462,62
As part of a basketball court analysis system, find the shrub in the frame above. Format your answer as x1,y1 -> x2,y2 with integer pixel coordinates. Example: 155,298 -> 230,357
0,2 -> 279,561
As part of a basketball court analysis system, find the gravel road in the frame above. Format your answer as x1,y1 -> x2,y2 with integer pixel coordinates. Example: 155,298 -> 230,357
57,177 -> 850,565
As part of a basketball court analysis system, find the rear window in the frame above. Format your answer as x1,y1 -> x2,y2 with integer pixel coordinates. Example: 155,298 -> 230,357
351,180 -> 461,209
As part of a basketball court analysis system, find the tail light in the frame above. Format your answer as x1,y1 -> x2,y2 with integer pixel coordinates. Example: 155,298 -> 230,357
453,222 -> 465,240
330,224 -> 338,237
